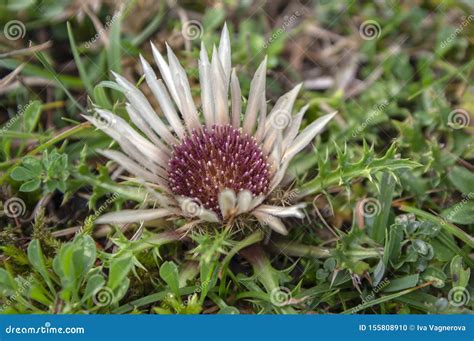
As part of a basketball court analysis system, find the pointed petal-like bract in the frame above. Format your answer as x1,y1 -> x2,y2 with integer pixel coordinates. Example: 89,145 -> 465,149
282,104 -> 308,152
125,103 -> 170,155
218,23 -> 231,87
211,45 -> 229,125
140,55 -> 186,138
95,208 -> 175,224
166,44 -> 201,132
230,68 -> 242,128
199,42 -> 215,128
98,149 -> 164,181
218,189 -> 236,219
112,72 -> 177,146
243,57 -> 267,134
282,111 -> 337,163
236,190 -> 252,214
264,83 -> 302,138
151,42 -> 181,111
256,204 -> 306,219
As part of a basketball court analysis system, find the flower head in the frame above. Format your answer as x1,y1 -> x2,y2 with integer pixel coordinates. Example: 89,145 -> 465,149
87,24 -> 336,235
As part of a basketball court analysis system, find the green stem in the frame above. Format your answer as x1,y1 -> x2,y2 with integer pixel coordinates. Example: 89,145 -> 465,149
270,241 -> 382,260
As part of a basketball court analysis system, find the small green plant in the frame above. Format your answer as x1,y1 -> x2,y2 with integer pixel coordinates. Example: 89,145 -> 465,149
11,149 -> 70,193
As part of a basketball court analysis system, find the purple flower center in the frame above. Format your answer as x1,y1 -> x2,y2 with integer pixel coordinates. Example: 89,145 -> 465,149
168,125 -> 270,215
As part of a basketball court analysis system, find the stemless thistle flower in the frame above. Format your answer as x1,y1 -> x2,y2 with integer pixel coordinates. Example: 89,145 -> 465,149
87,24 -> 336,235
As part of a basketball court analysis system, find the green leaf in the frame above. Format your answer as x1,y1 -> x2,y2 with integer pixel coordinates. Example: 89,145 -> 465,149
19,178 -> 41,192
199,259 -> 216,305
29,281 -> 53,306
21,101 -> 42,133
400,205 -> 474,248
441,200 -> 474,225
0,268 -> 18,293
22,156 -> 43,173
202,7 -> 225,32
73,236 -> 97,280
93,85 -> 113,110
448,166 -> 474,195
51,235 -> 96,301
383,223 -> 403,267
52,242 -> 76,296
218,306 -> 240,314
107,10 -> 122,74
11,166 -> 36,181
450,256 -> 470,288
83,274 -> 106,301
422,268 -> 446,288
159,261 -> 181,298
382,274 -> 419,292
372,259 -> 385,286
28,240 -> 55,293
